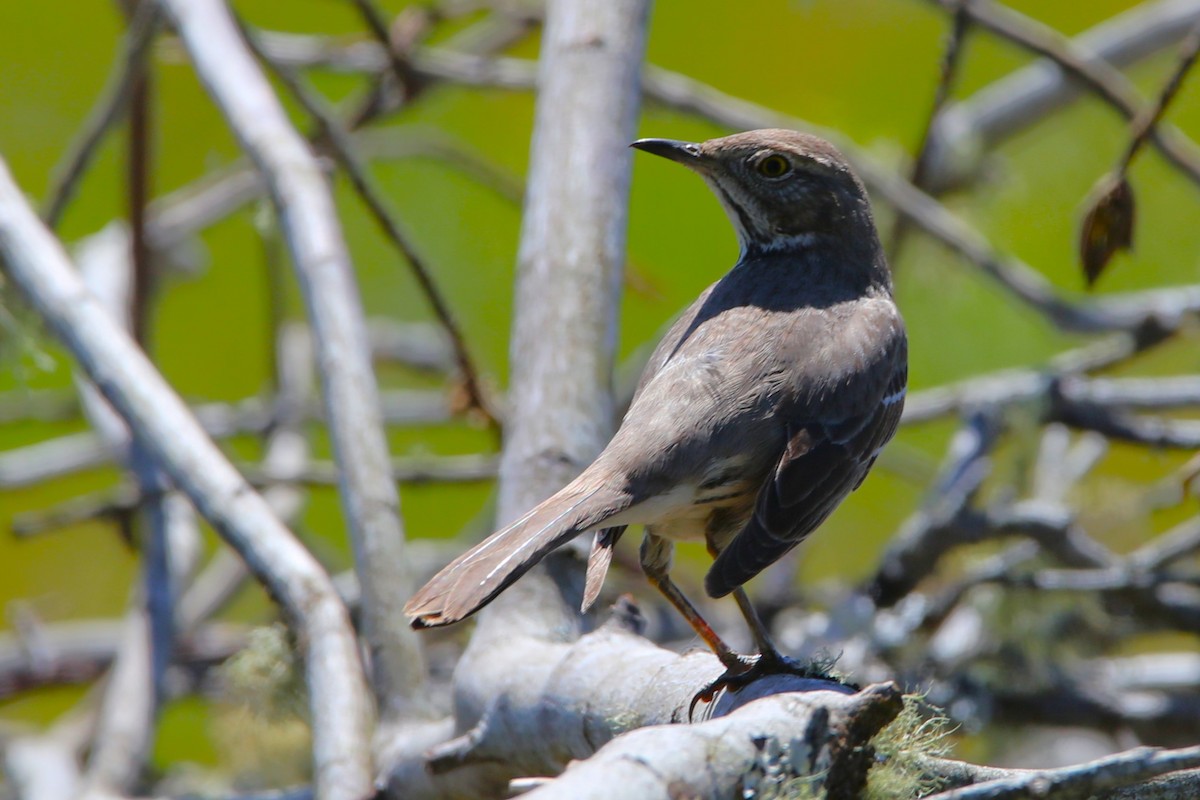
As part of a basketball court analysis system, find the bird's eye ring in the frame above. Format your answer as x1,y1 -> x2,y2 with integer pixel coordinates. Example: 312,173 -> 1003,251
755,154 -> 792,179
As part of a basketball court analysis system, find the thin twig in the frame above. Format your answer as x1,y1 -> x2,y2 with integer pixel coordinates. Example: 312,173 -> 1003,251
926,0 -> 1200,188
0,389 -> 79,423
1053,393 -> 1200,449
1131,515 -> 1200,571
0,387 -> 454,490
641,61 -> 1200,334
889,0 -> 971,262
903,369 -> 1200,426
348,0 -> 427,102
12,454 -> 497,538
42,0 -> 161,228
71,200 -> 193,800
924,0 -> 1200,190
11,484 -> 139,538
251,453 -> 499,487
241,19 -> 498,428
343,5 -> 540,128
870,411 -> 1001,606
1117,21 -> 1200,176
0,618 -> 245,700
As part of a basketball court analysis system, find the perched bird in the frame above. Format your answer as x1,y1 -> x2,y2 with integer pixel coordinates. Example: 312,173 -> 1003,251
405,128 -> 907,681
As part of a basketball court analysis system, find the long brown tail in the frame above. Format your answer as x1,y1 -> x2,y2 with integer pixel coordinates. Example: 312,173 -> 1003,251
405,476 -> 630,628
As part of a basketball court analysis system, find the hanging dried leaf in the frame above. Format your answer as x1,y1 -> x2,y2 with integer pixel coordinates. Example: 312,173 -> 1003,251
1079,174 -> 1135,289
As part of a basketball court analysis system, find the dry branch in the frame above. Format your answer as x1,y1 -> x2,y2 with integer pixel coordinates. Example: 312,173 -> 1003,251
521,682 -> 902,800
244,20 -> 1200,335
0,156 -> 373,800
72,223 -> 200,799
924,0 -> 1200,190
240,25 -> 496,425
890,0 -> 972,261
0,619 -> 245,700
380,600 -> 881,799
926,745 -> 1200,799
0,385 -> 456,494
42,0 -> 161,228
160,0 -> 424,720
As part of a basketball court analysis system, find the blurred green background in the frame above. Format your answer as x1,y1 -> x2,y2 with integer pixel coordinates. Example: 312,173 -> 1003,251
1,0 -> 1197,772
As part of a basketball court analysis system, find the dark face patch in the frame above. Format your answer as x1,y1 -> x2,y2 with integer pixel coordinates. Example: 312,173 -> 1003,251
712,181 -> 760,243
698,135 -> 868,252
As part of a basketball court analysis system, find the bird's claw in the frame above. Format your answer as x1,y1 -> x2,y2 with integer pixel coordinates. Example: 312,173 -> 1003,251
687,650 -> 828,720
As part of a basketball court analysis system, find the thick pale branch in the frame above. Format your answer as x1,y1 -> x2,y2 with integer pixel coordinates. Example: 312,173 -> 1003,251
160,0 -> 424,718
72,224 -> 200,799
523,683 -> 901,800
381,0 -> 653,796
0,157 -> 373,800
381,603 -> 869,799
494,0 -> 648,529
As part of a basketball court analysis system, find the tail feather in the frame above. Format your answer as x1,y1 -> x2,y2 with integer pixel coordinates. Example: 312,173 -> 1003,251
405,478 -> 628,628
581,526 -> 627,613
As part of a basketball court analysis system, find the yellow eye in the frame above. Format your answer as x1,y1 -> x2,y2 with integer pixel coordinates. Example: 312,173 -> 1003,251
756,154 -> 791,179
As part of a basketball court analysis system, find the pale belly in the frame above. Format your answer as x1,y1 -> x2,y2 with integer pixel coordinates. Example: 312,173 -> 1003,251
604,476 -> 759,546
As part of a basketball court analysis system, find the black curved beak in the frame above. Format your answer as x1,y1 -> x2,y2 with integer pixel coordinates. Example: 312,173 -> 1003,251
630,138 -> 708,170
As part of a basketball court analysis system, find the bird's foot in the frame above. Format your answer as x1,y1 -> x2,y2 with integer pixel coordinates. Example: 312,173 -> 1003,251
688,649 -> 839,720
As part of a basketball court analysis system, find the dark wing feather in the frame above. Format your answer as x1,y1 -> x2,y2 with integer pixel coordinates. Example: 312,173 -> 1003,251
705,351 -> 906,598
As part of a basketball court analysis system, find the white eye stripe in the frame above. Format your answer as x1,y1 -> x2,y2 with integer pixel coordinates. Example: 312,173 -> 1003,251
880,387 -> 906,407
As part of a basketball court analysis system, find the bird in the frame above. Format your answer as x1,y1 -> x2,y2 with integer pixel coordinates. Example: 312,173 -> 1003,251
405,128 -> 907,685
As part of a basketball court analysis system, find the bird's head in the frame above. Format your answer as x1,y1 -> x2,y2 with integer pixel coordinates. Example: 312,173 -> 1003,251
632,129 -> 874,257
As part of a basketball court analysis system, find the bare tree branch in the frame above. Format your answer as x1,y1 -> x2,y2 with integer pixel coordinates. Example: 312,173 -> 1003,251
925,745 -> 1200,799
0,156 -> 374,800
640,63 -> 1200,334
924,0 -> 1200,190
41,0 -> 161,228
521,683 -> 902,800
477,0 -> 649,633
159,0 -> 425,720
69,223 -> 201,799
0,385 -> 456,493
248,27 -> 1200,334
240,24 -> 497,426
379,0 -> 653,795
871,411 -> 1001,606
889,0 -> 972,261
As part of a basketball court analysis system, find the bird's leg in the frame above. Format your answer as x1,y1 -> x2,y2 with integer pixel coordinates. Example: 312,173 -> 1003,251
704,534 -> 782,663
640,533 -> 745,670
689,535 -> 828,716
731,586 -> 783,661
